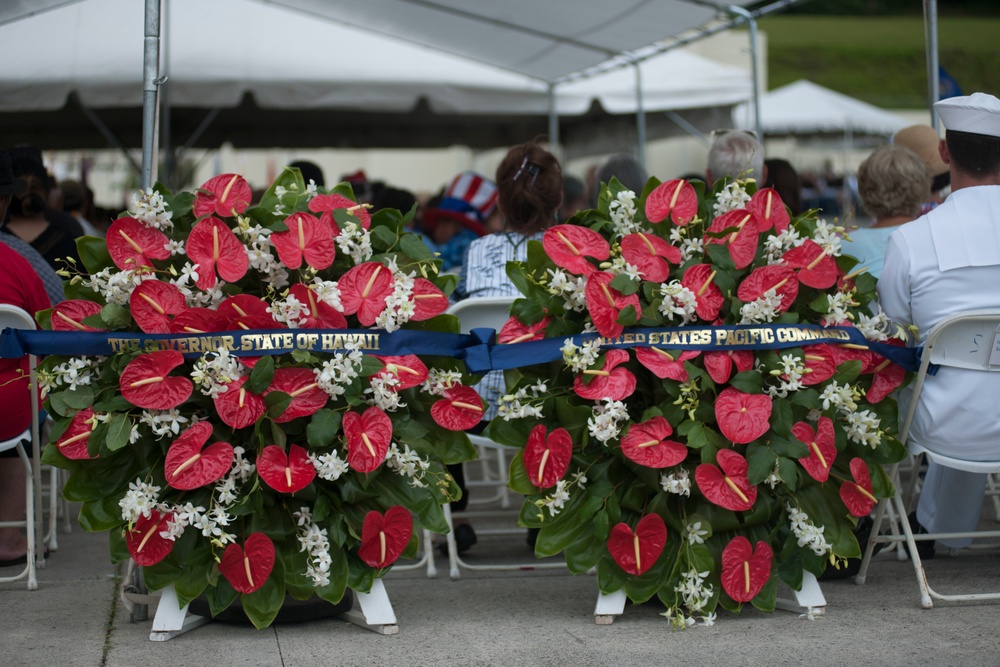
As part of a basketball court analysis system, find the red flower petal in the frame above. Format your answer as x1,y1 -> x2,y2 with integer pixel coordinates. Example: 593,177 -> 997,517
343,406 -> 393,473
573,349 -> 636,401
620,416 -> 687,468
286,284 -> 347,330
126,510 -> 175,566
164,422 -> 234,491
840,457 -> 877,517
746,187 -> 790,233
339,262 -> 394,326
830,338 -> 876,374
186,217 -> 249,290
410,278 -> 450,321
257,444 -> 317,494
607,513 -> 667,576
645,179 -> 697,225
169,307 -> 228,335
358,506 -> 413,569
270,212 -> 336,271
214,377 -> 267,429
703,350 -> 755,385
266,367 -> 327,423
498,316 -> 550,344
695,449 -> 757,511
371,355 -> 429,390
106,217 -> 170,270
793,417 -> 837,483
523,425 -> 573,489
736,265 -> 798,313
129,280 -> 187,333
867,341 -> 907,403
619,233 -> 681,282
705,209 -> 761,269
309,193 -> 371,234
51,300 -> 105,332
193,173 -> 252,219
219,533 -> 275,594
584,272 -> 640,338
542,224 -> 610,276
721,536 -> 772,603
714,387 -> 772,444
800,344 -> 838,386
681,264 -> 724,322
430,385 -> 485,431
55,408 -> 96,460
218,294 -> 272,327
119,350 -> 192,410
635,347 -> 699,382
782,239 -> 837,289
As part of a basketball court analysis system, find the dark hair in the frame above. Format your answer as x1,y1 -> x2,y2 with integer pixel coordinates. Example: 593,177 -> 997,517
763,158 -> 802,217
288,160 -> 325,187
495,141 -> 562,235
945,129 -> 1000,178
8,174 -> 47,218
596,153 -> 647,195
371,186 -> 417,215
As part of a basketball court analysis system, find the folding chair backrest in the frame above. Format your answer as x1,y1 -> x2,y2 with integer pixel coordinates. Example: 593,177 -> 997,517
0,303 -> 37,336
446,297 -> 515,334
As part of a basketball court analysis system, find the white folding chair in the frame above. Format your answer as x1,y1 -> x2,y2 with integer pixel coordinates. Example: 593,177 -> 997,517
0,428 -> 36,589
857,310 -> 1000,607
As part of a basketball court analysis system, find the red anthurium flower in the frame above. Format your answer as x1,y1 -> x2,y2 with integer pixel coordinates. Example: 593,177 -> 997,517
695,449 -> 757,511
831,336 -> 875,374
619,233 -> 682,282
339,262 -> 394,326
782,239 -> 837,289
270,212 -> 336,271
721,536 -> 773,603
793,417 -> 837,483
126,510 -> 175,566
800,344 -> 838,386
219,533 -> 275,594
106,217 -> 171,270
584,272 -> 641,338
129,280 -> 187,333
635,347 -> 699,382
840,457 -> 878,517
218,294 -> 273,328
430,385 -> 485,431
714,387 -> 772,444
214,376 -> 267,429
169,307 -> 228,335
746,187 -> 790,233
343,406 -> 393,472
607,513 -> 667,576
186,216 -> 250,290
523,425 -> 573,489
645,178 -> 698,225
703,350 -> 755,384
309,193 -> 371,234
56,408 -> 96,460
705,209 -> 761,269
410,278 -> 450,321
164,422 -> 234,491
620,416 -> 687,469
193,173 -> 252,219
257,444 -> 317,494
266,367 -> 327,422
287,284 -> 347,330
371,355 -> 428,391
736,265 -> 799,313
866,340 -> 906,403
359,506 -> 413,569
51,300 -> 105,332
120,350 -> 192,410
681,264 -> 724,322
542,224 -> 610,276
573,349 -> 636,401
498,316 -> 550,344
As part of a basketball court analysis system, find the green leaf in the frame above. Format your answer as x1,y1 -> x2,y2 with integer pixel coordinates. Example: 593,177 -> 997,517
63,385 -> 96,410
241,573 -> 286,630
105,413 -> 132,452
705,243 -> 736,271
315,544 -> 349,606
77,236 -> 114,274
832,359 -> 864,385
609,274 -> 639,295
770,433 -> 808,459
264,390 -> 292,419
747,444 -> 778,485
728,370 -> 764,394
306,409 -> 342,448
770,398 -> 793,437
776,456 -> 800,491
206,579 -> 241,619
246,355 -> 275,394
507,450 -> 538,495
100,303 -> 132,330
400,233 -> 434,261
79,494 -> 125,532
372,225 -> 398,249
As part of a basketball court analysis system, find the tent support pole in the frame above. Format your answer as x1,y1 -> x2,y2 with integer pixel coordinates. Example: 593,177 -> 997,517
729,6 -> 762,139
633,61 -> 646,168
547,83 -> 560,158
141,0 -> 162,190
924,0 -> 940,130
76,102 -> 142,176
178,107 -> 223,155
664,111 -> 712,147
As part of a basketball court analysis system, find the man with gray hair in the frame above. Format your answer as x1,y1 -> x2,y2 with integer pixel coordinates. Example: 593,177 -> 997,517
706,130 -> 766,184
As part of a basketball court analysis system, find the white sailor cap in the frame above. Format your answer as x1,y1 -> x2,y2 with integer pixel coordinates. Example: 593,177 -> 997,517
935,92 -> 1000,137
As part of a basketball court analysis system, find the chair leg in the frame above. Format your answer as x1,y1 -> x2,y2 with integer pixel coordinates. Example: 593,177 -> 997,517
893,489 -> 933,609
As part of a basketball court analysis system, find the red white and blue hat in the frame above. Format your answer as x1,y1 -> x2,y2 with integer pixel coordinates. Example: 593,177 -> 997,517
423,171 -> 498,236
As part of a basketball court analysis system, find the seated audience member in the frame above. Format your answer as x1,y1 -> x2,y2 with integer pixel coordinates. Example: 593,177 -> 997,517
60,180 -> 103,238
878,93 -> 1000,558
707,130 -> 766,184
558,174 -> 588,222
593,153 -> 647,204
422,172 -> 499,272
371,185 -> 417,217
288,160 -> 325,188
893,125 -> 950,214
840,145 -> 930,279
763,158 -> 803,217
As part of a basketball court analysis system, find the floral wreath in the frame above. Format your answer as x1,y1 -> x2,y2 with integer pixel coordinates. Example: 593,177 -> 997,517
484,175 -> 910,627
38,169 -> 484,629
